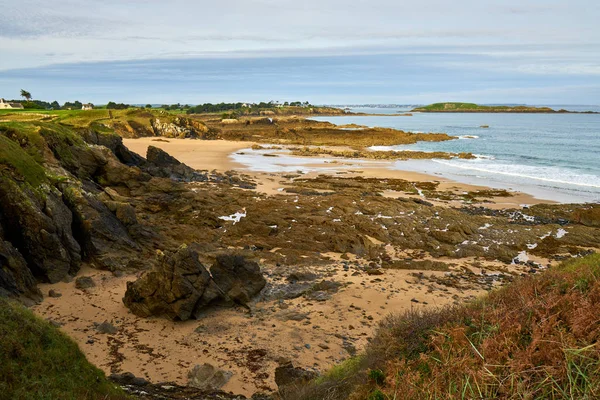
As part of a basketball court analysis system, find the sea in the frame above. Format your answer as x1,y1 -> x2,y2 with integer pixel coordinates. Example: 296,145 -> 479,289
309,106 -> 600,204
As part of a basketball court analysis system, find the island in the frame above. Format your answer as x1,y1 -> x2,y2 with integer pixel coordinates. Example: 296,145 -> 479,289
412,102 -> 598,113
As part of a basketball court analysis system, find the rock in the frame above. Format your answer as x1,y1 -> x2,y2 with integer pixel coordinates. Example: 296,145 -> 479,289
286,270 -> 318,283
0,238 -> 42,302
276,310 -> 309,322
187,363 -> 233,390
96,321 -> 118,334
48,289 -> 62,298
311,280 -> 342,292
109,372 -> 149,386
47,319 -> 63,328
305,291 -> 331,302
144,146 -> 208,182
75,276 -> 95,289
209,254 -> 267,306
62,184 -> 140,271
366,268 -> 384,275
0,178 -> 81,284
123,247 -> 265,320
274,362 -> 318,389
123,246 -> 213,320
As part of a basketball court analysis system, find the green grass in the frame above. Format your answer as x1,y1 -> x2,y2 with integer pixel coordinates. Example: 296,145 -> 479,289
0,297 -> 129,400
0,134 -> 47,187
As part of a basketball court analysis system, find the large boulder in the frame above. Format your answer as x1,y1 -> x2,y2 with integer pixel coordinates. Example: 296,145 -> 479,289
123,247 -> 265,320
123,246 -> 213,320
210,254 -> 267,306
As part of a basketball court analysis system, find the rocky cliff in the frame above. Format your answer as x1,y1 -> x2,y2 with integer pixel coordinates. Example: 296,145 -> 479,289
0,121 -> 251,304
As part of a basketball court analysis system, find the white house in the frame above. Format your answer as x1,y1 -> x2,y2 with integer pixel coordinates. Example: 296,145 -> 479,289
0,98 -> 24,109
82,103 -> 94,110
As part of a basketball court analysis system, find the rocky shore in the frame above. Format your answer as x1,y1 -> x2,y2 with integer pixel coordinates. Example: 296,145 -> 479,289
1,109 -> 598,398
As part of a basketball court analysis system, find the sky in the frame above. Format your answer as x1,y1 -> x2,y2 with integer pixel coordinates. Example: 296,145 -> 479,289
1,0 -> 599,105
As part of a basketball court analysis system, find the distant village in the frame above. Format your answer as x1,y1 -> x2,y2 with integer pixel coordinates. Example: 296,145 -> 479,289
0,91 -> 313,112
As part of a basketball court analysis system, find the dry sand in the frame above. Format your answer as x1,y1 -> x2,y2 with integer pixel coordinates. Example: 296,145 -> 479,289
34,256 -> 518,396
123,138 -> 251,172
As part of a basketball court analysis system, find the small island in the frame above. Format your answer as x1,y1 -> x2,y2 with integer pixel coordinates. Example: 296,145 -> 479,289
412,102 -> 597,113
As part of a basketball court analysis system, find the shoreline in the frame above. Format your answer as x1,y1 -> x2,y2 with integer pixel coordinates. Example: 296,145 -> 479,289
124,138 -> 554,208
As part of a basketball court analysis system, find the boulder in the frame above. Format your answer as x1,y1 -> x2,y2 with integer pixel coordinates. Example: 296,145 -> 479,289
209,254 -> 267,306
123,246 -> 214,320
123,247 -> 265,320
187,363 -> 233,390
96,321 -> 118,334
75,276 -> 95,289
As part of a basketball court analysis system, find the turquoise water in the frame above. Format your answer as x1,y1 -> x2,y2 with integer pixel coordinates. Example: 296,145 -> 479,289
311,109 -> 600,203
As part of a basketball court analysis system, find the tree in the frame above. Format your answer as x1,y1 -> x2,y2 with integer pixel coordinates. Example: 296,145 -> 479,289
145,104 -> 153,108
20,89 -> 32,101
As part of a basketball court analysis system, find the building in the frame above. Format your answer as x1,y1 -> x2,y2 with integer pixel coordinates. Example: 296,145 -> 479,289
0,98 -> 24,109
82,103 -> 94,110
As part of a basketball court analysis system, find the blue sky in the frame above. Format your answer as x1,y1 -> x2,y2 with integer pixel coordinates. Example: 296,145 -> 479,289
1,0 -> 599,104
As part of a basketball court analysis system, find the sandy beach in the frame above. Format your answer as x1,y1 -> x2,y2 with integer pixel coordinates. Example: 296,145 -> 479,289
29,136 -> 561,395
123,138 -> 551,208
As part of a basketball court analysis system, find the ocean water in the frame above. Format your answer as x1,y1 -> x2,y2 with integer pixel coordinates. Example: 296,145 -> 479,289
311,108 -> 600,203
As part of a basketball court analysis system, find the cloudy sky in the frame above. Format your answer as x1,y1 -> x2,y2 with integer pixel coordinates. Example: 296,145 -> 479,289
1,0 -> 599,104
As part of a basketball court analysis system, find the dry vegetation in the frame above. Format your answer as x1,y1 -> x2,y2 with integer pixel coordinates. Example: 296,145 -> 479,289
284,253 -> 600,400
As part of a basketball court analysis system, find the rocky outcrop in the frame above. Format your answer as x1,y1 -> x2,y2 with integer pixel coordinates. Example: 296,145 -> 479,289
144,146 -> 208,182
0,178 -> 81,283
0,238 -> 42,303
151,117 -> 210,139
62,184 -> 140,271
123,247 -> 265,320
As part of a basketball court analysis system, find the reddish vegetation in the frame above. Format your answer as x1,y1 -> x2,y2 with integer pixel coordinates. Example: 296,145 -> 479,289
288,254 -> 600,400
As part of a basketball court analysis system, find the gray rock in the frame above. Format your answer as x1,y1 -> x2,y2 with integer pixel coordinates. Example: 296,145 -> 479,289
277,310 -> 309,322
187,363 -> 233,390
109,372 -> 149,386
75,276 -> 95,289
48,289 -> 62,298
274,362 -> 318,389
96,321 -> 118,334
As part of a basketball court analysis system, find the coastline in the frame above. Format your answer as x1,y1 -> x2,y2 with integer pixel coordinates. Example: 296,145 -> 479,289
123,138 -> 553,208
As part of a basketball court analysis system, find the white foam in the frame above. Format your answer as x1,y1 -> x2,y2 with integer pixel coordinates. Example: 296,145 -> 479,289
458,135 -> 479,139
431,160 -> 600,189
